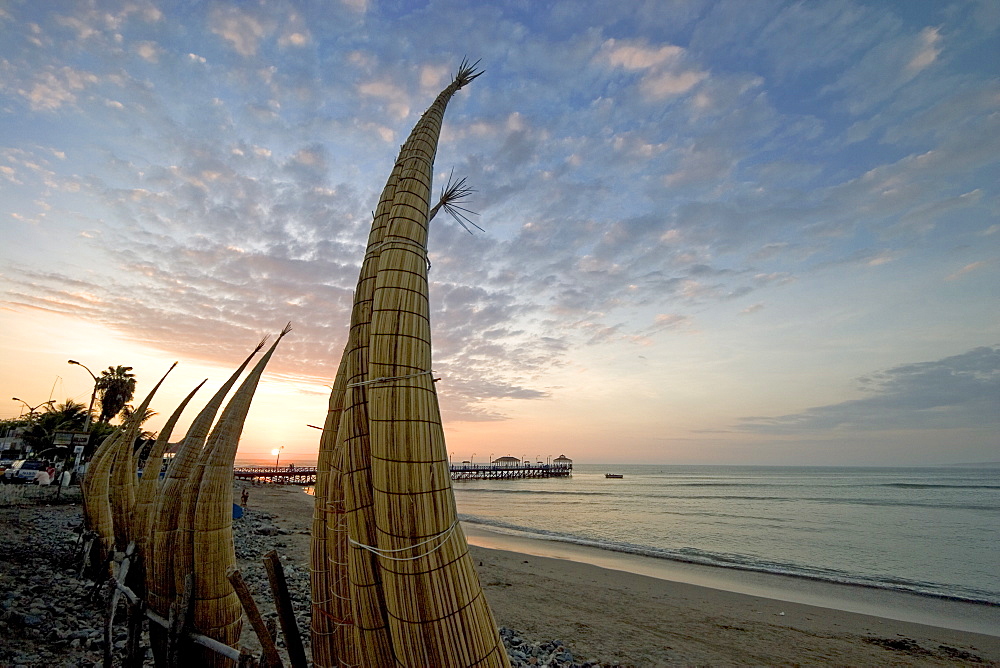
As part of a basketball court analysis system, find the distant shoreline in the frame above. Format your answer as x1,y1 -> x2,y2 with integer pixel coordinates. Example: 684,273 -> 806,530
248,483 -> 1000,665
234,459 -> 1000,469
462,521 -> 1000,638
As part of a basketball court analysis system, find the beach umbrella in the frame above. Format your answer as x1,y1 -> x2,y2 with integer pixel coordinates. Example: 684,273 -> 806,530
147,339 -> 264,664
365,59 -> 508,667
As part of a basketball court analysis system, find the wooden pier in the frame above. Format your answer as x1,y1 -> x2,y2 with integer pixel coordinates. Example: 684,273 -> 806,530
233,462 -> 573,484
448,462 -> 572,481
233,466 -> 318,485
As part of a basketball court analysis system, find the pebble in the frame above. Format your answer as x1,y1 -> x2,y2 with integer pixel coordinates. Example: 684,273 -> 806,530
1,487 -> 605,667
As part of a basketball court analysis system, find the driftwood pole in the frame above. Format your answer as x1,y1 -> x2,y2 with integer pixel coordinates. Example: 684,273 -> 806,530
264,550 -> 307,668
105,554 -> 294,666
228,566 -> 284,667
167,573 -> 194,666
104,542 -> 136,667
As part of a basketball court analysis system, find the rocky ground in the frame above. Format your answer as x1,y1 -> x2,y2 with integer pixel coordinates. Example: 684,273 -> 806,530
0,485 -> 605,667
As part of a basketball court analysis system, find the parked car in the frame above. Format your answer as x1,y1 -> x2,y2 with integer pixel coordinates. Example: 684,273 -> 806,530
3,459 -> 50,484
0,459 -> 14,479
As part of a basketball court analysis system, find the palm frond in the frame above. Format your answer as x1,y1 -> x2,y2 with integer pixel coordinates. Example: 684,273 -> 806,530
454,57 -> 484,89
428,169 -> 483,234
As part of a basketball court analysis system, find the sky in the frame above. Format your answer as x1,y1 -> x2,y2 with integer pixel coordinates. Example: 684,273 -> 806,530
0,0 -> 997,467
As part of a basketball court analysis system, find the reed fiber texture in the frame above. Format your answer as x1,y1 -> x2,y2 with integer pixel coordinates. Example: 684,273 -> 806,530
325,95 -> 451,667
311,60 -> 508,668
366,63 -> 508,668
186,325 -> 291,668
132,380 -> 205,591
108,363 -> 176,553
81,428 -> 124,575
313,117 -> 423,668
310,351 -> 353,668
147,341 -> 264,666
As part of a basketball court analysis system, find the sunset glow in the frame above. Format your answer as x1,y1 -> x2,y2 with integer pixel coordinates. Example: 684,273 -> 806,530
1,1 -> 997,466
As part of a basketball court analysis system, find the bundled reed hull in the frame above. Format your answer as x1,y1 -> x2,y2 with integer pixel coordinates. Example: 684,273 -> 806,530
82,429 -> 124,575
311,60 -> 507,667
133,380 -> 204,590
367,64 -> 508,666
310,352 -> 354,668
188,326 -> 290,667
147,343 -> 264,666
313,121 -> 421,668
109,363 -> 176,553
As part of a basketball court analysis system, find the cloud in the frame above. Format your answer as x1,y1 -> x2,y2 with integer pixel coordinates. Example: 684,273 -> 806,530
19,66 -> 99,111
598,37 -> 707,100
357,79 -> 410,119
946,261 -> 988,281
342,0 -> 369,13
906,26 -> 942,74
601,40 -> 684,70
135,41 -> 161,63
209,6 -> 271,57
0,0 -> 996,439
737,346 -> 1000,433
821,22 -> 950,115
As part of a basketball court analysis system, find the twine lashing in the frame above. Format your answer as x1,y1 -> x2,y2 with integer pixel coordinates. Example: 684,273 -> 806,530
346,370 -> 434,388
348,521 -> 458,562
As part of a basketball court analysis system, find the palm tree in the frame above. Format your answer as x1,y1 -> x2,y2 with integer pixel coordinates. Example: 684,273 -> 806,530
120,403 -> 156,426
20,399 -> 90,454
121,403 -> 159,443
97,365 -> 136,424
45,400 -> 91,429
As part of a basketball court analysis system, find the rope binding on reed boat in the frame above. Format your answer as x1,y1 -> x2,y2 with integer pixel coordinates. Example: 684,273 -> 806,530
346,370 -> 434,388
347,521 -> 459,562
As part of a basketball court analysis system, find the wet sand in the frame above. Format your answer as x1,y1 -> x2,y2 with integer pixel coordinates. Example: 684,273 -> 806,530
251,483 -> 1000,666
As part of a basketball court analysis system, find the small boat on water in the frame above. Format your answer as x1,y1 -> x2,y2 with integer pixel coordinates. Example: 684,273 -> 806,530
605,473 -> 624,479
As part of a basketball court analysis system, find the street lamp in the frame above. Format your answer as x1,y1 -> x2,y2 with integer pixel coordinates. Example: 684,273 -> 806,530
489,453 -> 493,465
67,360 -> 99,432
12,397 -> 54,417
272,446 -> 283,469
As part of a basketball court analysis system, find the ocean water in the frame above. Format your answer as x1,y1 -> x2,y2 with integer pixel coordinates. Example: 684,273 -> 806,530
452,464 -> 1000,606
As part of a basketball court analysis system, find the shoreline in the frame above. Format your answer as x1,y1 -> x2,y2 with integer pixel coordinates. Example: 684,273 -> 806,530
248,484 -> 1000,665
462,522 -> 1000,638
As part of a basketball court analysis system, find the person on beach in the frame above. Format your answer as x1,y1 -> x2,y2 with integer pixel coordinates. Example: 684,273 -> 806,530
241,487 -> 249,509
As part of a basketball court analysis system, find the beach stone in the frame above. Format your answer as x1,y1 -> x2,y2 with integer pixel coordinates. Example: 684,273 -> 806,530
255,524 -> 281,535
0,491 -> 608,668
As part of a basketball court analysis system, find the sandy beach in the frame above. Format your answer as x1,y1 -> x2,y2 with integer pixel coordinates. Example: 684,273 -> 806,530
2,481 -> 997,666
244,483 -> 1000,666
